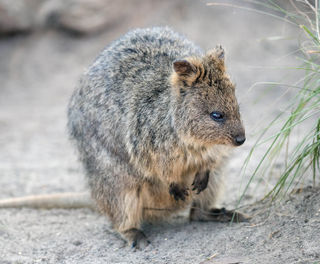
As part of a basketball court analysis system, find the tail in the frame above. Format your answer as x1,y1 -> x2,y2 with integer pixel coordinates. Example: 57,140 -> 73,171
0,192 -> 95,209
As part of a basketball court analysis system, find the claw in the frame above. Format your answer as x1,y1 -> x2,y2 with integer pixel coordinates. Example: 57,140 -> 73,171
192,170 -> 210,194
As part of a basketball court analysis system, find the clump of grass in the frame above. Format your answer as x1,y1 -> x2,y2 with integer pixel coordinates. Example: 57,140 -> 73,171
245,62 -> 320,199
209,0 -> 320,200
245,0 -> 320,199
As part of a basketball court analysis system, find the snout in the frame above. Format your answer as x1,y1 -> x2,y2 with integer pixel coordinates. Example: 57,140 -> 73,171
233,134 -> 246,146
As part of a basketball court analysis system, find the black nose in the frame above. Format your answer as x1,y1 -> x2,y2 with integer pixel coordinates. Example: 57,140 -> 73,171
234,135 -> 246,146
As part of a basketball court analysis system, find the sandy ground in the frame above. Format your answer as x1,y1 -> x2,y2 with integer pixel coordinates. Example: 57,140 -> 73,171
0,0 -> 319,263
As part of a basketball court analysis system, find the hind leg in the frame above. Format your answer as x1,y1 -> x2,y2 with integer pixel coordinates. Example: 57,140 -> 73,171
90,169 -> 150,249
116,188 -> 150,249
190,206 -> 248,222
112,180 -> 190,247
103,188 -> 150,249
190,170 -> 248,223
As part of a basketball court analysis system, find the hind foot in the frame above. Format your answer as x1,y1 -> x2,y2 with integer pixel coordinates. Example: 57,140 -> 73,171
122,228 -> 150,250
190,207 -> 250,222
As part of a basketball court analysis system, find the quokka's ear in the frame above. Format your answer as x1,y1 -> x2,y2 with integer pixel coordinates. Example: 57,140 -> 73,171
207,45 -> 225,61
173,60 -> 196,76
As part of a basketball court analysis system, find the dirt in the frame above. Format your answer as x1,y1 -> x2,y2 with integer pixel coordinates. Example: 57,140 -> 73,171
0,0 -> 319,263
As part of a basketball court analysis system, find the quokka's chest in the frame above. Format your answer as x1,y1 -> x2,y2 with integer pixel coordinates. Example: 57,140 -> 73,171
183,145 -> 227,169
166,146 -> 226,179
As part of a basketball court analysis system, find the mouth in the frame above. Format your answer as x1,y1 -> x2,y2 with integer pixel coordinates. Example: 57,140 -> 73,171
210,136 -> 235,146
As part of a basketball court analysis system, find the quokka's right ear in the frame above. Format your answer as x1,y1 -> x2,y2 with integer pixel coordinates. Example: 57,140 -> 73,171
173,60 -> 196,76
207,45 -> 225,62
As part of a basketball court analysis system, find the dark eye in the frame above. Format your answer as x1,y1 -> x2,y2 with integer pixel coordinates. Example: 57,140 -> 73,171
210,111 -> 225,122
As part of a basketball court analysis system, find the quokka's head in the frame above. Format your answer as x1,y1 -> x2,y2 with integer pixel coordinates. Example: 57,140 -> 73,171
171,45 -> 245,147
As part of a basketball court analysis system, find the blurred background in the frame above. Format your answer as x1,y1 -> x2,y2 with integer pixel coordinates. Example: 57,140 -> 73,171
0,0 -> 309,203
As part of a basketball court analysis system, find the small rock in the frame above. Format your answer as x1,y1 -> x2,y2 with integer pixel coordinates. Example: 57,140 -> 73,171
72,240 -> 82,246
40,0 -> 132,34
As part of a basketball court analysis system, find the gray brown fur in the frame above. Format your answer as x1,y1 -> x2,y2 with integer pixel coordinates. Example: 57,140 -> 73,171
67,27 -> 246,248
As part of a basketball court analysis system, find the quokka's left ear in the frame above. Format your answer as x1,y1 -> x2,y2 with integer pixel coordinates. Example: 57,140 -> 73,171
207,45 -> 225,61
173,59 -> 197,76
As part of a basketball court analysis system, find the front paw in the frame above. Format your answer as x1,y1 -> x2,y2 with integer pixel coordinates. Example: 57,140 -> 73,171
192,170 -> 209,194
169,183 -> 189,201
